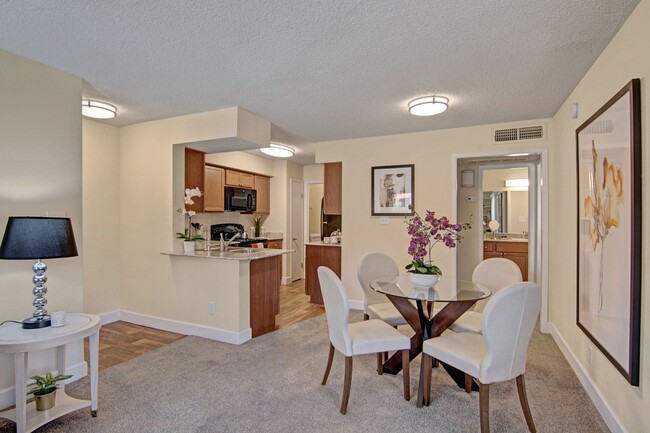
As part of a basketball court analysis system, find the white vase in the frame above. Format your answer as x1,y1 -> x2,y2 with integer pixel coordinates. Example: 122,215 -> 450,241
408,273 -> 440,288
183,241 -> 195,253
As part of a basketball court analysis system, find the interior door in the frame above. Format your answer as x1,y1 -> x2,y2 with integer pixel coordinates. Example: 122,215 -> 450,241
291,179 -> 304,281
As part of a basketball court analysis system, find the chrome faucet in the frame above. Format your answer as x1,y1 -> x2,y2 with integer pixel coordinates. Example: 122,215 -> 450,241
220,233 -> 241,251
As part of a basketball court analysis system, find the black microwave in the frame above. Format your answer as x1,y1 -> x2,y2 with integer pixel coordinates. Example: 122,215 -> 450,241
224,187 -> 257,212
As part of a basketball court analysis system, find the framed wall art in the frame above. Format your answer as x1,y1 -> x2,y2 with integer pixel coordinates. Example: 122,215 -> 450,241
371,164 -> 414,216
576,78 -> 641,386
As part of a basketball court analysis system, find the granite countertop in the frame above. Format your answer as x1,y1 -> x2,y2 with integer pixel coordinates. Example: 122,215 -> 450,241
163,248 -> 294,261
305,241 -> 341,247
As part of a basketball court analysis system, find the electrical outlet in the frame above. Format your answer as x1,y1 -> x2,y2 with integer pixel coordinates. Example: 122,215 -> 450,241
380,216 -> 389,225
208,302 -> 216,315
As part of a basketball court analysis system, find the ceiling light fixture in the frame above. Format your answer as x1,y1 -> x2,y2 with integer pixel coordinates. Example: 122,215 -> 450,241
408,95 -> 449,116
81,99 -> 117,119
259,143 -> 294,158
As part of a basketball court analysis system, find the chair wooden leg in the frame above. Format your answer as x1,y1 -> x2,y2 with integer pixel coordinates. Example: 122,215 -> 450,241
465,374 -> 473,393
383,351 -> 389,362
321,343 -> 335,385
376,353 -> 383,375
363,313 -> 370,320
402,349 -> 410,401
479,382 -> 490,433
340,356 -> 353,414
421,353 -> 432,407
516,374 -> 537,433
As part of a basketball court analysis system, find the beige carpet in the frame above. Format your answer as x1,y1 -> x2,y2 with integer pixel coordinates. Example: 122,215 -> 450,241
0,312 -> 609,432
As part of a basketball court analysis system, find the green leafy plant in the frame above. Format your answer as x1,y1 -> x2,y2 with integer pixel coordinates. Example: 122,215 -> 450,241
26,372 -> 72,396
250,214 -> 265,237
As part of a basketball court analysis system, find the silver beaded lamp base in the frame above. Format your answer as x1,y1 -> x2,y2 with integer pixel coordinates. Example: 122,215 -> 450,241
22,259 -> 51,329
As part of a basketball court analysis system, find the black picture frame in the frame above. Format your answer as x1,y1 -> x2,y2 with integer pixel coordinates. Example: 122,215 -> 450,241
371,164 -> 414,216
575,78 -> 642,386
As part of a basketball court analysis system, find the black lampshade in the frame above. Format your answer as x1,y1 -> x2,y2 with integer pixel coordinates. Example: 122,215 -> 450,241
0,217 -> 78,260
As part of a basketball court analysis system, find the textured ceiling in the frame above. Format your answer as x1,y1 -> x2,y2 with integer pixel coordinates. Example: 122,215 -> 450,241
0,1 -> 639,164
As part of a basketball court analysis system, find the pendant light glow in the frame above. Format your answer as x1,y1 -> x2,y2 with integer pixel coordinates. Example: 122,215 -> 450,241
259,143 -> 294,158
82,100 -> 117,119
408,96 -> 449,116
505,179 -> 529,187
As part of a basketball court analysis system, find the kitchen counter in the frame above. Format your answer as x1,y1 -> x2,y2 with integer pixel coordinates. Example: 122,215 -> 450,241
163,248 -> 293,261
483,237 -> 528,243
305,241 -> 341,247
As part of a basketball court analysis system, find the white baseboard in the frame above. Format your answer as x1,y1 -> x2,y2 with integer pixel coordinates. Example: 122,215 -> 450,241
281,276 -> 292,285
98,310 -> 121,325
118,310 -> 251,345
547,323 -> 627,433
349,299 -> 364,311
0,361 -> 87,410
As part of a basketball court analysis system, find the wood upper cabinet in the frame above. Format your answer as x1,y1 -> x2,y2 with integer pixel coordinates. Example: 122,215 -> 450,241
204,165 -> 225,212
184,148 -> 205,212
483,240 -> 528,280
225,169 -> 255,188
323,162 -> 342,215
254,175 -> 271,214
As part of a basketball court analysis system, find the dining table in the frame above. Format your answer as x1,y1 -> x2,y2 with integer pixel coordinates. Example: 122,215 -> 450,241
371,275 -> 491,407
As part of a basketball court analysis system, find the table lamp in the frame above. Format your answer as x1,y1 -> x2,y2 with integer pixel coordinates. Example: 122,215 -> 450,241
0,217 -> 78,329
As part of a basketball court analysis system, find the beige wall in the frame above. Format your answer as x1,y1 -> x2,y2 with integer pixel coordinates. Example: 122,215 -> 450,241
315,119 -> 550,302
0,49 -> 84,402
82,119 -> 121,314
548,1 -> 649,431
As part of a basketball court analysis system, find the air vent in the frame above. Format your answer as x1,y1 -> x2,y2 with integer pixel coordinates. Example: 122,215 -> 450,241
492,124 -> 546,143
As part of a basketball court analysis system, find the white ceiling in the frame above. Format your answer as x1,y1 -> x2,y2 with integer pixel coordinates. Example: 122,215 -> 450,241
0,1 -> 638,164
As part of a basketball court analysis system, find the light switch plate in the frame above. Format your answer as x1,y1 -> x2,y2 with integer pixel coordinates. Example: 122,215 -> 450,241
380,216 -> 389,225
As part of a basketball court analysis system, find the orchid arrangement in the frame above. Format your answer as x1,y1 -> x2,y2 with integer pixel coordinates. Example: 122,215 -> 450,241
176,187 -> 205,241
405,206 -> 470,276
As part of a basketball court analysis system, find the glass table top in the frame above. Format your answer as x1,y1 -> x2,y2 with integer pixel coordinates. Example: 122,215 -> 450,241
371,275 -> 491,303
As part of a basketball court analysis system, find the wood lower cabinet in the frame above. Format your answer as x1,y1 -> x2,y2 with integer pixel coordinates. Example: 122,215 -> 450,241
324,162 -> 342,215
225,169 -> 255,188
254,175 -> 271,214
267,239 -> 284,296
204,165 -> 225,212
483,240 -> 528,280
305,244 -> 341,304
249,255 -> 281,337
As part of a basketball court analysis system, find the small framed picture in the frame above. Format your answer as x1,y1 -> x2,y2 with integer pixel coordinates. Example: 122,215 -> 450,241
371,164 -> 414,216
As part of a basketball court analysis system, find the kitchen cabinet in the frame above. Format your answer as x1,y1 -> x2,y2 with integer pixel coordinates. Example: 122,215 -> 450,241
225,169 -> 255,188
254,175 -> 271,214
483,240 -> 528,280
184,147 -> 205,212
267,239 -> 283,296
323,162 -> 342,215
204,165 -> 225,212
305,244 -> 341,304
249,255 -> 281,337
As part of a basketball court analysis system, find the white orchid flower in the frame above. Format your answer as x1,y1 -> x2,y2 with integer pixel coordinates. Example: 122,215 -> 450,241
185,197 -> 195,205
187,210 -> 196,217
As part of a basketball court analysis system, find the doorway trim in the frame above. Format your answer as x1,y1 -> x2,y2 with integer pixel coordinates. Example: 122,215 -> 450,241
290,178 -> 304,281
452,148 -> 549,332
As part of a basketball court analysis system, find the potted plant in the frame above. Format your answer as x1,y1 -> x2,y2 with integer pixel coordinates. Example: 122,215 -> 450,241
249,213 -> 265,238
405,206 -> 470,287
27,372 -> 72,411
177,187 -> 205,252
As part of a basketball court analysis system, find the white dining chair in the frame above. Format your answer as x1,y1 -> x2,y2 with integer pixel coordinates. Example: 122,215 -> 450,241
422,282 -> 541,433
449,258 -> 523,334
318,266 -> 411,414
356,252 -> 407,327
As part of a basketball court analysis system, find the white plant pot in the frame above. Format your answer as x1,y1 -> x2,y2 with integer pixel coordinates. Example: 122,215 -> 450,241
183,241 -> 195,253
408,273 -> 440,288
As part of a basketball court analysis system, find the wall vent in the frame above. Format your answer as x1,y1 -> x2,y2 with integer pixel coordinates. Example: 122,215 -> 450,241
492,124 -> 546,143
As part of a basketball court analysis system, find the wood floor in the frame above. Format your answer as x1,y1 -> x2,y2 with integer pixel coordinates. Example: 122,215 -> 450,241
85,279 -> 324,371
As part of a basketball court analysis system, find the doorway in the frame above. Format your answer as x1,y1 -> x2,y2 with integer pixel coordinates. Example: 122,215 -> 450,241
454,150 -> 548,329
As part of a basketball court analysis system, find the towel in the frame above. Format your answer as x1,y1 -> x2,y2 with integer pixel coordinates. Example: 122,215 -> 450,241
252,243 -> 265,249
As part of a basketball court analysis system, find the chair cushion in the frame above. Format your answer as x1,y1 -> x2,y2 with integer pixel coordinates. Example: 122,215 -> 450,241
368,302 -> 407,327
448,311 -> 482,334
348,319 -> 410,356
423,332 -> 486,379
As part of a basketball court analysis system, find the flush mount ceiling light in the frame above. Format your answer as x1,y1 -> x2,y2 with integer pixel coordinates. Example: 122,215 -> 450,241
81,99 -> 117,119
259,143 -> 294,158
408,95 -> 449,116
